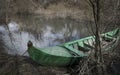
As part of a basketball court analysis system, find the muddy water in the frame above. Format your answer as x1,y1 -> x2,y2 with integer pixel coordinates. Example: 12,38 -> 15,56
0,15 -> 92,56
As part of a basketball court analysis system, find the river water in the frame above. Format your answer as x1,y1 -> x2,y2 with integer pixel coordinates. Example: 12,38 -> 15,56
0,15 -> 93,56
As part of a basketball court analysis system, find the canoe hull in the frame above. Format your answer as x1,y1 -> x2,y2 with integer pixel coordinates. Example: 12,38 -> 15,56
28,47 -> 80,66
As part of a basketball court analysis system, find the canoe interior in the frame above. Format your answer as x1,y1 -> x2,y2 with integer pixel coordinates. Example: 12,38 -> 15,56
63,28 -> 120,53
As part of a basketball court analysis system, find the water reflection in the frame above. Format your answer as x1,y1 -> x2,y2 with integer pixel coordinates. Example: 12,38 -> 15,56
0,21 -> 80,56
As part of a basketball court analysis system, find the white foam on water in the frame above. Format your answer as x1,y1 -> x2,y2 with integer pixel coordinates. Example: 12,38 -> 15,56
8,21 -> 19,31
0,26 -> 6,32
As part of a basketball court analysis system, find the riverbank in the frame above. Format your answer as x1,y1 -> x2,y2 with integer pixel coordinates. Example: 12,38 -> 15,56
0,46 -> 120,75
0,53 -> 69,75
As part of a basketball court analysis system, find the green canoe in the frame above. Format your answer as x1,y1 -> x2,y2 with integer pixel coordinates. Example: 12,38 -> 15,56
27,28 -> 120,66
